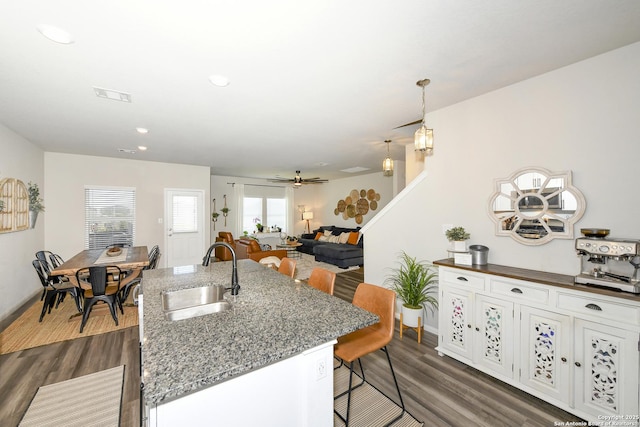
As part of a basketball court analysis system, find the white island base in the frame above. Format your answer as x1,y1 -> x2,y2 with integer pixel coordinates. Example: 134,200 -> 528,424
147,341 -> 336,427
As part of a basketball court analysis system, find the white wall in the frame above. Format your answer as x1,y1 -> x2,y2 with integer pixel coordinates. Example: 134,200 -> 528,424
364,42 -> 640,330
0,124 -> 44,321
211,171 -> 395,239
44,153 -> 211,268
308,171 -> 394,232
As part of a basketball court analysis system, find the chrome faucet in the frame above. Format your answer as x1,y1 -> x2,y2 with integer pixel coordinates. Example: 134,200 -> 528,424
202,242 -> 240,296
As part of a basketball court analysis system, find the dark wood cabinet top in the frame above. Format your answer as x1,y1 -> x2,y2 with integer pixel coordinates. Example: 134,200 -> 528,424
434,258 -> 640,303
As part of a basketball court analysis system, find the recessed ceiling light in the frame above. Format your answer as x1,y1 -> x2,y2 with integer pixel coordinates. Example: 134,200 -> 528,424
36,25 -> 74,44
137,146 -> 148,151
208,74 -> 230,87
136,127 -> 149,134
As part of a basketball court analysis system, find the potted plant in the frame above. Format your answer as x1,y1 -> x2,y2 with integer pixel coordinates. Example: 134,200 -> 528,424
28,181 -> 45,228
386,251 -> 439,328
211,212 -> 219,230
253,217 -> 263,232
0,199 -> 4,212
446,226 -> 470,252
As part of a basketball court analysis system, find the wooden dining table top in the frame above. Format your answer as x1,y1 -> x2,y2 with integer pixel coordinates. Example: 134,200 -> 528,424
50,246 -> 149,276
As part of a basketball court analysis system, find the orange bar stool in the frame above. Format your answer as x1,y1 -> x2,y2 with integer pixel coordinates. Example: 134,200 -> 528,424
333,283 -> 405,426
307,267 -> 336,295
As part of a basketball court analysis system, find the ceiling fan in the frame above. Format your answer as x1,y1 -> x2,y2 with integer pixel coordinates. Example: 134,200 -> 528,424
268,170 -> 328,187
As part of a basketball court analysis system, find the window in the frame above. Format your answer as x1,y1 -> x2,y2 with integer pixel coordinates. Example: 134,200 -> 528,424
172,195 -> 198,233
85,187 -> 135,249
242,185 -> 288,233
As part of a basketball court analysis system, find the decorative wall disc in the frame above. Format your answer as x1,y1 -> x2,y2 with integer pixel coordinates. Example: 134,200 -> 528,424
356,198 -> 369,215
335,188 -> 381,223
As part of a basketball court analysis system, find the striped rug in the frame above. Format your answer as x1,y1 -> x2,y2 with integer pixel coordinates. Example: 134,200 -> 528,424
334,363 -> 423,427
19,365 -> 124,427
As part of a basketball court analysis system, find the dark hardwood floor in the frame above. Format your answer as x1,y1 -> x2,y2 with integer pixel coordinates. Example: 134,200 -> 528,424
0,267 -> 584,427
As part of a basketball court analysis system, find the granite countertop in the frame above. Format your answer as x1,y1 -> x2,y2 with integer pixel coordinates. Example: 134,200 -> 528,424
141,259 -> 377,406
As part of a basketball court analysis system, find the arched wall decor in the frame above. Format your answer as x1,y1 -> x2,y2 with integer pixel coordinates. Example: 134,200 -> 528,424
0,178 -> 29,233
488,167 -> 585,245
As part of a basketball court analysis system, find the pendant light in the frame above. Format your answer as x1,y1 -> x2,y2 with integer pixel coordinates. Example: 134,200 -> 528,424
382,140 -> 394,176
414,78 -> 434,154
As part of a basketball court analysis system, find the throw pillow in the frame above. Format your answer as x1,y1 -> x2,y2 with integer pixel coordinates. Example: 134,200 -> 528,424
318,235 -> 329,242
328,234 -> 340,243
338,232 -> 350,244
324,230 -> 333,237
347,231 -> 360,245
314,232 -> 322,240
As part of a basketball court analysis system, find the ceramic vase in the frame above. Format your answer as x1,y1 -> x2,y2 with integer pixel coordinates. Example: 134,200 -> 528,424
401,305 -> 423,328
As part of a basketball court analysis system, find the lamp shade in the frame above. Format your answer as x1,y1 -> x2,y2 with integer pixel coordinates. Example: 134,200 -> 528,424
383,156 -> 393,176
414,126 -> 434,154
302,211 -> 314,220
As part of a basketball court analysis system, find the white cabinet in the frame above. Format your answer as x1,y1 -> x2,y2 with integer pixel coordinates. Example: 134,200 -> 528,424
519,306 -> 571,404
439,270 -> 513,379
436,264 -> 640,424
574,319 -> 639,418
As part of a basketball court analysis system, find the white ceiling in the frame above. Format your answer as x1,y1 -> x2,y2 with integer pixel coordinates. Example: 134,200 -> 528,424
2,0 -> 640,182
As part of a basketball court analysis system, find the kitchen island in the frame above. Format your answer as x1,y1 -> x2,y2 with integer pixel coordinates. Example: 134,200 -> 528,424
141,259 -> 377,427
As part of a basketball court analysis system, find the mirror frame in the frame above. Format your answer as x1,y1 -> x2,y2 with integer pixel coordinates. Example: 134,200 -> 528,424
487,166 -> 586,246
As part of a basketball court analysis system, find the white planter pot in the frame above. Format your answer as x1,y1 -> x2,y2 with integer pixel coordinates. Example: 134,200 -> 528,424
401,305 -> 423,328
450,240 -> 467,252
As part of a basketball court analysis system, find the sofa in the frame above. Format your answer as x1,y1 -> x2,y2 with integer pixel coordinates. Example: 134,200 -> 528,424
235,238 -> 288,262
298,226 -> 363,268
214,231 -> 237,261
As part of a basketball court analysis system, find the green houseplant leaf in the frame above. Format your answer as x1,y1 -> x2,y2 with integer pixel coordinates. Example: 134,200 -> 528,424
386,251 -> 438,313
28,181 -> 45,212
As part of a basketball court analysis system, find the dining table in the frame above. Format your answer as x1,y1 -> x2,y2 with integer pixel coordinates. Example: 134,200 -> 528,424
50,245 -> 149,289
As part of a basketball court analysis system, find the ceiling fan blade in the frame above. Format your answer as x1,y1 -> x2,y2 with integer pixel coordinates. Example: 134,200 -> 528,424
393,119 -> 422,129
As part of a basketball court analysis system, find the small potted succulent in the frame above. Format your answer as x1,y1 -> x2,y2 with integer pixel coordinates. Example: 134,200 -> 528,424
446,226 -> 470,252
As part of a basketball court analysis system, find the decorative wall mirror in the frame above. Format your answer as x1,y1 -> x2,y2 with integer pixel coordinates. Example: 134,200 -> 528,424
488,167 -> 585,245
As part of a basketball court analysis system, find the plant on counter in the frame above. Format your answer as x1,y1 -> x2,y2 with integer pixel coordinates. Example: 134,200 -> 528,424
446,226 -> 470,252
445,226 -> 470,242
253,217 -> 263,232
28,181 -> 45,212
386,251 -> 438,328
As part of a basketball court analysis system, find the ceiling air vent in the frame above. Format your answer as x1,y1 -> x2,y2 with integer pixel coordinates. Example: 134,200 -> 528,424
118,148 -> 136,154
93,87 -> 132,103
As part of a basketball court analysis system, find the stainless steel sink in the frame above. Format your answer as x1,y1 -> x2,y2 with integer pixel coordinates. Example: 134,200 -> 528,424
162,285 -> 231,321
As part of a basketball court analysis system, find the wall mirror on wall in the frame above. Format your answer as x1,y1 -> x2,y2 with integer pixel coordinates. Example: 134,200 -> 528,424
488,167 -> 585,245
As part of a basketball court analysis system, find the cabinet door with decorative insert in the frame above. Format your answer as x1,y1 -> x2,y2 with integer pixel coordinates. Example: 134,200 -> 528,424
520,306 -> 571,404
574,319 -> 639,419
474,294 -> 514,378
439,287 -> 474,362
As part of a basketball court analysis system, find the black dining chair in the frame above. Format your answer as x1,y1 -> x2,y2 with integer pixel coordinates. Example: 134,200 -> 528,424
118,245 -> 161,303
75,265 -> 123,333
32,259 -> 82,322
35,250 -> 55,300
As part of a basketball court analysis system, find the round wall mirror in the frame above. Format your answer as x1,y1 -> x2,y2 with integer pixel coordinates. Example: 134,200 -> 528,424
488,167 -> 585,245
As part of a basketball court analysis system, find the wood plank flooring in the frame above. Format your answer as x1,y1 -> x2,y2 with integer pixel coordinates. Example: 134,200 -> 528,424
0,267 -> 584,427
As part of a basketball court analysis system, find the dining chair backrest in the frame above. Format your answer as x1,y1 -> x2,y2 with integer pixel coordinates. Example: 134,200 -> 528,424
35,251 -> 54,273
49,253 -> 65,269
308,267 -> 336,295
277,257 -> 296,278
32,259 -> 51,288
76,265 -> 122,296
147,245 -> 161,270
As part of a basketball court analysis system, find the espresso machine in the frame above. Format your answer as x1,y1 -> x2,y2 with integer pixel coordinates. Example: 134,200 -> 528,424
575,229 -> 640,293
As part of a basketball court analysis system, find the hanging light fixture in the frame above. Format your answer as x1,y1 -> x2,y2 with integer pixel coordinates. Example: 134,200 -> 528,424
382,140 -> 394,176
414,78 -> 434,154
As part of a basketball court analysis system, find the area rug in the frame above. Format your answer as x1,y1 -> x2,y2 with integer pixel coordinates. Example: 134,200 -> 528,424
294,253 -> 359,281
334,363 -> 424,427
0,297 -> 138,355
19,365 -> 124,427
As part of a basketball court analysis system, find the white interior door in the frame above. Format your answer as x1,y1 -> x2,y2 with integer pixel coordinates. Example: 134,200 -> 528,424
165,189 -> 205,268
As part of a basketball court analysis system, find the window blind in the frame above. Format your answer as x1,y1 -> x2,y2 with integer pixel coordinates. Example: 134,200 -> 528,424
85,186 -> 136,249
